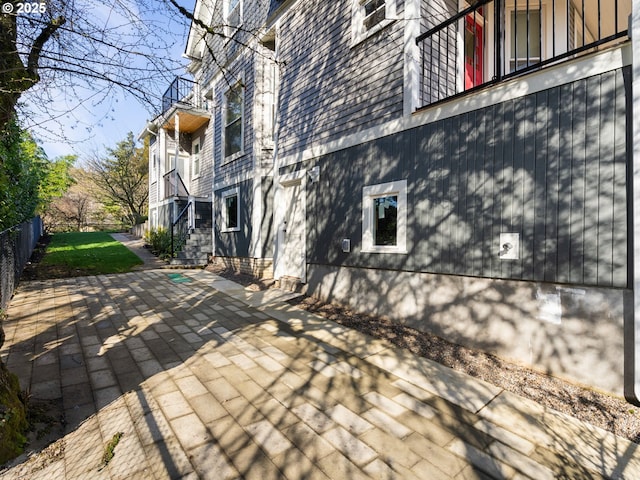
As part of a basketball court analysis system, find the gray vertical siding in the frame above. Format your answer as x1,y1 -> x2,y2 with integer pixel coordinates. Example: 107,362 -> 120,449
214,178 -> 254,257
260,176 -> 274,258
301,68 -> 629,289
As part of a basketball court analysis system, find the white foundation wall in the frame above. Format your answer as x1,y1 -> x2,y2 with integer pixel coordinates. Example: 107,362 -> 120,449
305,264 -> 629,395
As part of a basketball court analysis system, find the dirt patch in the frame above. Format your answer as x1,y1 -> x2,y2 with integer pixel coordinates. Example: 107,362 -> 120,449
205,263 -> 640,444
20,235 -> 95,281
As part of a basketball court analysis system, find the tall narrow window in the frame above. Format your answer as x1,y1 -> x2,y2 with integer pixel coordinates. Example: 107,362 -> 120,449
363,0 -> 385,31
151,152 -> 158,183
192,140 -> 200,178
373,195 -> 398,246
509,8 -> 541,72
224,82 -> 243,158
225,0 -> 242,34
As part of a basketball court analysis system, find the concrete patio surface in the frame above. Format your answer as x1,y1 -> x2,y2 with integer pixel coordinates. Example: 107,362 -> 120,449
1,266 -> 640,479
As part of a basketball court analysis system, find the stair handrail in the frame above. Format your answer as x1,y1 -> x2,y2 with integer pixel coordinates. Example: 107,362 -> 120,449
171,201 -> 192,257
163,168 -> 190,198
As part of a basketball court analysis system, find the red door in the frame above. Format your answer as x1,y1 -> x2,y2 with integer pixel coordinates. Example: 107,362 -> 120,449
464,12 -> 484,90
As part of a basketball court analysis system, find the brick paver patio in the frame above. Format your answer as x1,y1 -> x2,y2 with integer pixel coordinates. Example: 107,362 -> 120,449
1,268 -> 639,479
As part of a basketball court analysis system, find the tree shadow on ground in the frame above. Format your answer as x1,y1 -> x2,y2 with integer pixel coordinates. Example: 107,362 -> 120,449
210,264 -> 640,445
1,269 -> 639,479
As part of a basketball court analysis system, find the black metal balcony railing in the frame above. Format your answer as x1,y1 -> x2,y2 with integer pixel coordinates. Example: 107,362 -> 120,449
416,0 -> 630,109
163,169 -> 189,199
162,76 -> 203,114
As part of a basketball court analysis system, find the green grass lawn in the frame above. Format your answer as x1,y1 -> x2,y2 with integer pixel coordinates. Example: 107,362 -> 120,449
40,232 -> 143,276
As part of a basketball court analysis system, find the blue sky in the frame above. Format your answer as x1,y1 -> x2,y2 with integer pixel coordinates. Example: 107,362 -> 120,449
22,0 -> 194,161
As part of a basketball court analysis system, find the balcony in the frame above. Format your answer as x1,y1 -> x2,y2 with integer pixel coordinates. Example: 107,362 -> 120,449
163,169 -> 189,199
416,0 -> 630,109
160,76 -> 210,133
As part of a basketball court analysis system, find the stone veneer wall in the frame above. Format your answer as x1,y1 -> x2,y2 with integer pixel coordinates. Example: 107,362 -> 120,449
211,256 -> 274,279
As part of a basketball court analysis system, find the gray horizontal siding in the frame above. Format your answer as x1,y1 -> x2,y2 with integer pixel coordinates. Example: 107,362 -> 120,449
212,54 -> 255,185
189,124 -> 213,198
419,0 -> 458,105
199,0 -> 278,86
278,0 -> 405,158
302,67 -> 630,289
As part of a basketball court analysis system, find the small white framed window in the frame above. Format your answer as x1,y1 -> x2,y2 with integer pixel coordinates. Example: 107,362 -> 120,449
351,0 -> 397,46
362,180 -> 407,253
192,139 -> 201,179
221,187 -> 240,232
223,80 -> 244,161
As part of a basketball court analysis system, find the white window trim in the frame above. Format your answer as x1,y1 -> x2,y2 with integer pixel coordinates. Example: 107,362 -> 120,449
168,154 -> 190,174
221,187 -> 241,233
151,151 -> 158,184
192,138 -> 201,180
456,0 -> 561,91
351,0 -> 398,47
504,3 -> 550,74
503,1 -> 559,75
224,0 -> 243,38
222,79 -> 245,164
362,180 -> 407,254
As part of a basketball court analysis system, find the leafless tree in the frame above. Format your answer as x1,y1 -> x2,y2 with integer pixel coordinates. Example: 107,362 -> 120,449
0,0 -> 190,134
86,132 -> 149,227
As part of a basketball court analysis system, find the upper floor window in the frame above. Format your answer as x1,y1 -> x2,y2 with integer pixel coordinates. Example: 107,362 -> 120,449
224,81 -> 244,159
225,0 -> 242,35
151,152 -> 158,183
508,7 -> 542,72
352,0 -> 397,46
363,0 -> 385,31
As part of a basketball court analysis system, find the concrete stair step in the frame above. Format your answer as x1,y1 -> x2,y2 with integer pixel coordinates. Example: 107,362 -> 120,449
169,258 -> 208,266
176,249 -> 209,258
171,227 -> 212,265
187,233 -> 212,241
275,276 -> 304,293
181,250 -> 209,258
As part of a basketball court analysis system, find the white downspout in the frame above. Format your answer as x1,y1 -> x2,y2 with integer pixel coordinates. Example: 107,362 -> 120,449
628,6 -> 640,405
212,102 -> 218,262
174,113 -> 180,198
